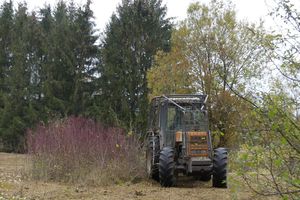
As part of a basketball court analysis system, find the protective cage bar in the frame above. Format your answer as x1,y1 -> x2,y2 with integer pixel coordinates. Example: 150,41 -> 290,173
152,94 -> 208,105
165,94 -> 207,102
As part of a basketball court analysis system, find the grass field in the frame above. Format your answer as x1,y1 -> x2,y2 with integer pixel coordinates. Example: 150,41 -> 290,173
0,153 -> 280,200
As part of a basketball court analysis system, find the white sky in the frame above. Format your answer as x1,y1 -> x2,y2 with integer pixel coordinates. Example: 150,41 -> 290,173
2,0 -> 279,31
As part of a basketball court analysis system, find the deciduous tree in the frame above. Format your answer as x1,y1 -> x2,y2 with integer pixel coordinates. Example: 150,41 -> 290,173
147,0 -> 272,146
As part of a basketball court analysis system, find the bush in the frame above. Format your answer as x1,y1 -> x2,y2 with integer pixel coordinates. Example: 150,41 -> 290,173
26,117 -> 145,185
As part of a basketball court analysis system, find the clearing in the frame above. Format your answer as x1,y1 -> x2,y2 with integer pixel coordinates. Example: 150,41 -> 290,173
0,153 -> 277,200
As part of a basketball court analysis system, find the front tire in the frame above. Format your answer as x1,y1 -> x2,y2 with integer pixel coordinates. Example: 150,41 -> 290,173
212,148 -> 228,188
159,147 -> 176,187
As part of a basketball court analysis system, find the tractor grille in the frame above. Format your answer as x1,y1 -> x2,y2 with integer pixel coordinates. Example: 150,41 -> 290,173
187,132 -> 208,157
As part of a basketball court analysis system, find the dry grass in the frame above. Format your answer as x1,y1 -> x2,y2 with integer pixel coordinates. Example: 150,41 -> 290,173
0,153 -> 282,200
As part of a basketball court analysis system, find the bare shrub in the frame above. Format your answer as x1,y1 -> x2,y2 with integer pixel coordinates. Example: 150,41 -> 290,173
26,117 -> 145,185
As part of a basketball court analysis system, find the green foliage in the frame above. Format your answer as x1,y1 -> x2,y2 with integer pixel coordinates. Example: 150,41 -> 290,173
147,29 -> 195,99
0,0 -> 170,151
41,1 -> 98,117
99,0 -> 172,133
0,1 -> 99,152
0,3 -> 41,152
235,94 -> 300,199
233,0 -> 300,192
147,0 -> 273,147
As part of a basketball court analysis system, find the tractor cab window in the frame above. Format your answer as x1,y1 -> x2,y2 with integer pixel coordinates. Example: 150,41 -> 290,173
167,106 -> 182,130
166,103 -> 208,131
184,109 -> 207,130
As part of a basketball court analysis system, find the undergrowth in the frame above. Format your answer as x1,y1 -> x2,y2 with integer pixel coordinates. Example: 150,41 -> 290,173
26,117 -> 145,186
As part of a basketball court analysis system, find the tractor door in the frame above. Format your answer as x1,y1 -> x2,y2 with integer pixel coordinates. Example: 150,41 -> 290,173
160,101 -> 184,148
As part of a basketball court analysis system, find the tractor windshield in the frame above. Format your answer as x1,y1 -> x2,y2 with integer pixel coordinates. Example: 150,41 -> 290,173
167,103 -> 208,132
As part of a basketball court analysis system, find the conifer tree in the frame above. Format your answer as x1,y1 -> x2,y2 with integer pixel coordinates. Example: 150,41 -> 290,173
41,1 -> 98,117
0,0 -> 99,151
70,0 -> 98,115
0,1 -> 13,108
0,3 -> 41,151
100,0 -> 172,132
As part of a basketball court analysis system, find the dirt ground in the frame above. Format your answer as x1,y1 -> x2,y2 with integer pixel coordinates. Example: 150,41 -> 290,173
0,153 -> 279,200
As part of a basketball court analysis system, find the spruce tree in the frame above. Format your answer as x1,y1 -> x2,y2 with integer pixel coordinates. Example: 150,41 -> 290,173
0,1 -> 14,150
41,1 -> 98,117
0,0 -> 100,151
0,1 -> 13,108
41,1 -> 73,117
0,3 -> 42,151
100,0 -> 172,132
70,0 -> 98,115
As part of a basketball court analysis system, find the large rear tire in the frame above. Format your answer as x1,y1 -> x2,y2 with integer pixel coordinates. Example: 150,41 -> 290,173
146,137 -> 159,181
159,147 -> 176,187
212,148 -> 228,188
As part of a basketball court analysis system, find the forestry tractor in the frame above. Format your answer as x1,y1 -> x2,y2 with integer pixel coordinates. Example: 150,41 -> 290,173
146,94 -> 228,187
